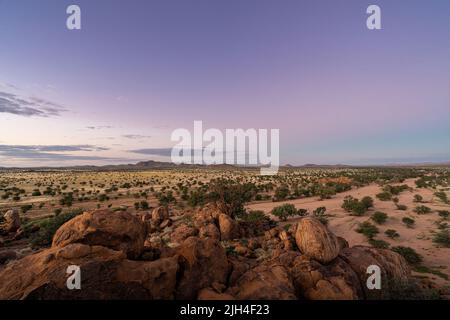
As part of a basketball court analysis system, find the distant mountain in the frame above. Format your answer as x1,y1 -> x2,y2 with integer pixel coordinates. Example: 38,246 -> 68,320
1,160 -> 449,172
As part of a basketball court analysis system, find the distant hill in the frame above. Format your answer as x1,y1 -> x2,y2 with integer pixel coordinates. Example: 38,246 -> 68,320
1,160 -> 449,172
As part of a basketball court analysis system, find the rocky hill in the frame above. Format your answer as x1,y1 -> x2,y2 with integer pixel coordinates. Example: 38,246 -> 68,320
0,206 -> 437,299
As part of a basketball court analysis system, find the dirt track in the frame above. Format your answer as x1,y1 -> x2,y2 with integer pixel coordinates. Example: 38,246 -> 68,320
247,178 -> 450,286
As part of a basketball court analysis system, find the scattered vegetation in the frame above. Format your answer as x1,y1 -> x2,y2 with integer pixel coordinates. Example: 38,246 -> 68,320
391,246 -> 422,265
371,211 -> 388,224
356,221 -> 379,239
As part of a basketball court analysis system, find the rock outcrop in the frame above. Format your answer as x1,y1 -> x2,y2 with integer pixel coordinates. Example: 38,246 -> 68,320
227,262 -> 297,300
151,206 -> 169,225
339,246 -> 411,299
176,236 -> 229,299
2,209 -> 21,233
0,208 -> 415,300
295,217 -> 340,263
218,213 -> 240,241
52,210 -> 146,259
0,243 -> 179,299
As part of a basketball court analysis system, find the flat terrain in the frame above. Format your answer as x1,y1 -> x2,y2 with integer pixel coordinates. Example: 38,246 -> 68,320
247,178 -> 450,286
1,167 -> 449,290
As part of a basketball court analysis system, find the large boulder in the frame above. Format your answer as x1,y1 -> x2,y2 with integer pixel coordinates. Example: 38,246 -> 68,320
288,253 -> 363,300
226,262 -> 297,300
176,237 -> 229,299
52,210 -> 146,259
198,223 -> 220,241
171,224 -> 198,244
218,214 -> 240,241
295,217 -> 340,264
151,206 -> 169,225
2,209 -> 21,233
339,246 -> 411,299
0,243 -> 179,299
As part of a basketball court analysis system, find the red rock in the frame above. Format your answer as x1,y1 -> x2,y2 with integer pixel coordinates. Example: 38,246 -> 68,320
176,237 -> 229,299
52,210 -> 146,259
295,217 -> 340,263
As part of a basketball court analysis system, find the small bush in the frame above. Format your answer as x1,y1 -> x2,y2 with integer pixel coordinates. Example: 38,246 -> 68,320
402,217 -> 415,228
438,210 -> 449,219
391,246 -> 422,265
413,194 -> 423,203
271,204 -> 297,221
313,206 -> 328,225
21,204 -> 33,214
242,210 -> 268,223
433,229 -> 450,248
361,196 -> 374,209
414,205 -> 432,215
376,192 -> 392,201
371,211 -> 388,224
434,191 -> 449,204
24,208 -> 83,247
369,238 -> 390,249
342,196 -> 372,216
385,229 -> 400,239
356,221 -> 379,239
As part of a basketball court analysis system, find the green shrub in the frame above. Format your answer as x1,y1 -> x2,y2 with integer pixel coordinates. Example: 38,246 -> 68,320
342,196 -> 371,216
385,229 -> 400,239
414,205 -> 432,215
371,211 -> 388,224
21,204 -> 33,214
376,191 -> 392,201
434,191 -> 449,203
402,217 -> 415,228
438,210 -> 449,219
391,246 -> 422,265
242,210 -> 268,223
369,238 -> 390,249
207,179 -> 255,217
271,204 -> 297,221
140,200 -> 149,210
274,185 -> 289,201
313,206 -> 328,225
383,184 -> 409,195
356,221 -> 379,239
413,194 -> 423,203
24,208 -> 83,247
433,229 -> 450,248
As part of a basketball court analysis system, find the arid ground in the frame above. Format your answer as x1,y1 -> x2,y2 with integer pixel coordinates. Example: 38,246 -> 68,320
1,166 -> 449,299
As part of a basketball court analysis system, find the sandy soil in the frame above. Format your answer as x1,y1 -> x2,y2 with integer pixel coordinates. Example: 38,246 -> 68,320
247,178 -> 450,287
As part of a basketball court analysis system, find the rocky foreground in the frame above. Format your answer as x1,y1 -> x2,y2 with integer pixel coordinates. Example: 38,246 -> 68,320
0,205 -> 433,299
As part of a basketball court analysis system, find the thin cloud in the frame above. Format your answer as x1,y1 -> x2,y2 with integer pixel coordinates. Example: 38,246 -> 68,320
129,148 -> 173,156
0,144 -> 111,161
86,125 -> 114,130
0,91 -> 66,117
122,134 -> 152,139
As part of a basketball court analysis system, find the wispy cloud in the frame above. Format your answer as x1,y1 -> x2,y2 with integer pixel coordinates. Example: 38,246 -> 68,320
86,125 -> 114,130
0,91 -> 66,117
0,144 -> 111,161
122,134 -> 152,139
129,148 -> 173,156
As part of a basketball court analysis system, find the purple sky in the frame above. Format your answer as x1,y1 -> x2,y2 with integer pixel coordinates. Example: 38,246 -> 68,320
1,0 -> 450,166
